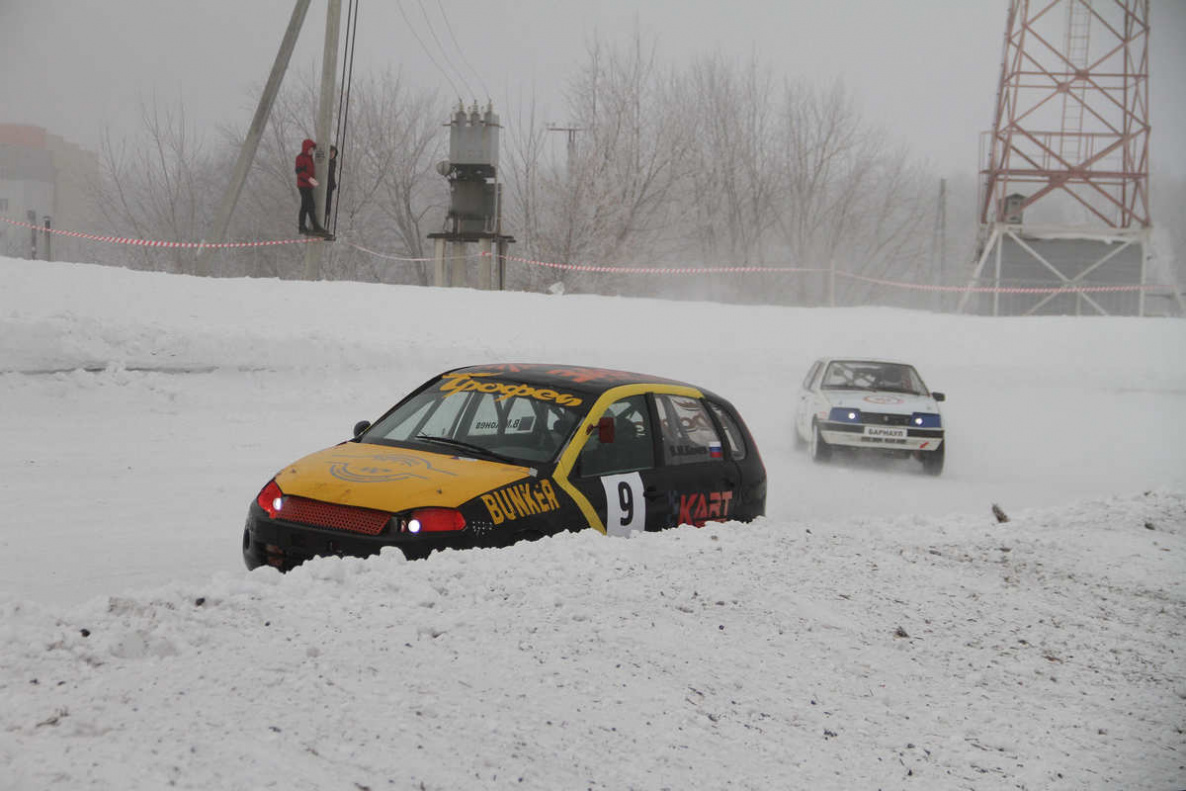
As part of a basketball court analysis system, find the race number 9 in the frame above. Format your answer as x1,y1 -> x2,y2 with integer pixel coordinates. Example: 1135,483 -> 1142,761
601,472 -> 645,537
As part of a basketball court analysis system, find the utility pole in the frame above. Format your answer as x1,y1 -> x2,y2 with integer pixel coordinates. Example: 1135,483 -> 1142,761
931,178 -> 946,311
198,0 -> 313,276
547,124 -> 582,176
303,0 -> 343,280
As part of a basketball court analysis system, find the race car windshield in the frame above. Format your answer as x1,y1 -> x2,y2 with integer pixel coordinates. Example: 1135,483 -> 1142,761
360,376 -> 588,464
821,361 -> 926,395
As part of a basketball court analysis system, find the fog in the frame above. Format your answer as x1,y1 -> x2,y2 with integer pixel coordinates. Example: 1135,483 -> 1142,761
3,0 -> 1185,177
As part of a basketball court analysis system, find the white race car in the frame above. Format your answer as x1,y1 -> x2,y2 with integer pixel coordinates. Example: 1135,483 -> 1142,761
794,358 -> 946,475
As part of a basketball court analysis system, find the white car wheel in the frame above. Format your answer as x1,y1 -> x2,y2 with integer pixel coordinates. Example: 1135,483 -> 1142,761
810,421 -> 832,463
921,442 -> 945,476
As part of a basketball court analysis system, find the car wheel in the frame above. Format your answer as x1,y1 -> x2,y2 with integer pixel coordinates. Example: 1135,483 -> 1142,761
810,421 -> 832,463
921,442 -> 945,476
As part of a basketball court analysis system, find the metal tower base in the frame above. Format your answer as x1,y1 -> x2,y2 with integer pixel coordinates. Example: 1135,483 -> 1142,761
958,223 -> 1181,317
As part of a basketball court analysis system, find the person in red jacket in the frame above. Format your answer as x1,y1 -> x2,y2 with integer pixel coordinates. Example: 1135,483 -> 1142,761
295,138 -> 326,235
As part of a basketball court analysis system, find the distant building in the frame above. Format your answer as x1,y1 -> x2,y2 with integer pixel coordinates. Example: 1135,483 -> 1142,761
0,124 -> 99,261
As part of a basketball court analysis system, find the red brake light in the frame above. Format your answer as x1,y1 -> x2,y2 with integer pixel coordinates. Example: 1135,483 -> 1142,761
257,480 -> 285,519
406,507 -> 466,533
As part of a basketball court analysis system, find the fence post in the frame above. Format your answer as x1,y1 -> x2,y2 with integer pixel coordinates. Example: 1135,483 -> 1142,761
27,210 -> 37,259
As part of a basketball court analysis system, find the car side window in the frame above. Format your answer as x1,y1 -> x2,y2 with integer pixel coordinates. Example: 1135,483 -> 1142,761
578,395 -> 654,477
708,402 -> 746,460
802,361 -> 821,390
655,394 -> 723,466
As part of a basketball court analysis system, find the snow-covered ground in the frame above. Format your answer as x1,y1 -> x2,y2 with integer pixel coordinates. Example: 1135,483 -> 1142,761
1,256 -> 1183,790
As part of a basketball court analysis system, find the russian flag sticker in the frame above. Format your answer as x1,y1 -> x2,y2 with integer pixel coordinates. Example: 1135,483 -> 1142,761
709,441 -> 724,459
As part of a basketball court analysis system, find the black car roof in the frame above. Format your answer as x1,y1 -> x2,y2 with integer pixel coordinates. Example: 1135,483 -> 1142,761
446,363 -> 703,396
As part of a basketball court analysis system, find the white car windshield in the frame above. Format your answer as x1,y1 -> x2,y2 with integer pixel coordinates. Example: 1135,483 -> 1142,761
821,361 -> 926,395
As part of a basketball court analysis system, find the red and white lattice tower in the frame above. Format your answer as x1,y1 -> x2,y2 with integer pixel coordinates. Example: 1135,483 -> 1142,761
960,0 -> 1180,316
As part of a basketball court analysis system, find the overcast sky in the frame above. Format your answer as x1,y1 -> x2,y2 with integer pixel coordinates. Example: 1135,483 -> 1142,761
1,0 -> 1184,177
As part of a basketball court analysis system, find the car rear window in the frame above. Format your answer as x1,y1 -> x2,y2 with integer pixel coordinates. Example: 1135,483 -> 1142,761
654,394 -> 723,466
708,402 -> 747,460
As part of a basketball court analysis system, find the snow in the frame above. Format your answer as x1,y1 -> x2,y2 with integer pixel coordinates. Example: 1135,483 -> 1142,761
1,256 -> 1184,790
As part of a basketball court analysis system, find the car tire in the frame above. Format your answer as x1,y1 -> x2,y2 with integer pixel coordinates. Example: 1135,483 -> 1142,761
921,442 -> 945,476
810,421 -> 832,463
794,419 -> 807,450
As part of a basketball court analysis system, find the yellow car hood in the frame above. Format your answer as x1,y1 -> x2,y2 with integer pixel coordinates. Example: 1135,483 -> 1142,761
274,443 -> 531,512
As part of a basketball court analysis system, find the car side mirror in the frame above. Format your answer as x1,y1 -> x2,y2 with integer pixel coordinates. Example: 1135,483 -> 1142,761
932,392 -> 946,402
591,416 -> 615,444
353,420 -> 371,439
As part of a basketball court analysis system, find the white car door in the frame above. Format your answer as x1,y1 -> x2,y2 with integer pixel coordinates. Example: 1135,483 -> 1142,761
796,360 -> 823,441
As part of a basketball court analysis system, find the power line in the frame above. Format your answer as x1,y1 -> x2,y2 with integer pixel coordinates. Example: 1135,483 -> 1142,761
435,0 -> 491,102
417,0 -> 477,101
395,0 -> 462,101
330,0 -> 360,235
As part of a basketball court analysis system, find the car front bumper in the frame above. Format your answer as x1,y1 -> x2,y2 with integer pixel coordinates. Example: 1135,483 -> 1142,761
242,504 -> 479,571
818,422 -> 944,452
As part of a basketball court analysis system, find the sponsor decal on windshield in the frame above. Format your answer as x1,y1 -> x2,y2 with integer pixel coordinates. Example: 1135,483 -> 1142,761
439,372 -> 583,407
482,479 -> 561,524
467,364 -> 652,386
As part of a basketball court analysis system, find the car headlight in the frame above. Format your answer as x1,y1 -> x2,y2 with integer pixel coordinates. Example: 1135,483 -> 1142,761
827,407 -> 862,423
910,413 -> 942,428
401,507 -> 467,533
256,479 -> 285,518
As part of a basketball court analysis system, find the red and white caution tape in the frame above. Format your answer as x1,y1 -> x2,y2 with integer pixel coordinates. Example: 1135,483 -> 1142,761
4,216 -> 1170,296
837,271 -> 1165,294
486,251 -> 1168,295
486,251 -> 829,275
345,242 -> 439,262
0,216 -> 315,249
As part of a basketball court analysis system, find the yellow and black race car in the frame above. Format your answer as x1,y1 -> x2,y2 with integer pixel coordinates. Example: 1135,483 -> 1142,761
243,364 -> 767,570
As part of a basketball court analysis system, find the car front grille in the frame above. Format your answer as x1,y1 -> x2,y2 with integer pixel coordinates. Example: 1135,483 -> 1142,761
281,496 -> 391,536
861,412 -> 911,426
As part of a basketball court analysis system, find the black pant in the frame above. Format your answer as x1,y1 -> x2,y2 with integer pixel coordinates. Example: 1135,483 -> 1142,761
324,189 -> 334,226
298,187 -> 317,231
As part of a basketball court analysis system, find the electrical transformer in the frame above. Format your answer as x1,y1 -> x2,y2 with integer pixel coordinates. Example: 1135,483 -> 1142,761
440,102 -> 500,236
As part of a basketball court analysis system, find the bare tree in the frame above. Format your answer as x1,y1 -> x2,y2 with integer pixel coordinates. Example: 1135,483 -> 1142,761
499,90 -> 555,292
80,36 -> 941,308
343,71 -> 447,285
674,54 -> 781,303
499,42 -> 935,307
88,96 -> 217,274
769,79 -> 931,307
528,31 -> 693,295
